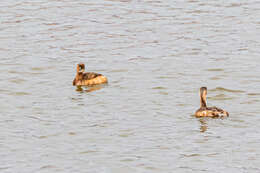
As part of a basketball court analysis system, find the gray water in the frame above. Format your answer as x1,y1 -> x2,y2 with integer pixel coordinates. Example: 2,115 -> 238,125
1,0 -> 260,172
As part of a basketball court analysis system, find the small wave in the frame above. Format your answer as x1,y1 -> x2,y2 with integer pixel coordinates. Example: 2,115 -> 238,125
210,87 -> 245,93
208,94 -> 234,100
9,78 -> 26,84
248,93 -> 260,96
31,67 -> 45,71
79,150 -> 98,154
159,91 -> 168,95
240,100 -> 260,104
152,86 -> 167,90
210,77 -> 221,80
206,68 -> 224,72
9,91 -> 31,96
157,76 -> 176,79
181,153 -> 201,158
40,165 -> 56,170
109,69 -> 128,72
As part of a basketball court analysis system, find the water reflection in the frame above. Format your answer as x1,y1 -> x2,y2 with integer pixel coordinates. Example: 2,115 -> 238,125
75,84 -> 106,93
198,116 -> 228,133
199,118 -> 208,133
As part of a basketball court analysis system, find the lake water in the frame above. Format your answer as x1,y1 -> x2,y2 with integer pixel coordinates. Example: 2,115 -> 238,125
1,0 -> 260,172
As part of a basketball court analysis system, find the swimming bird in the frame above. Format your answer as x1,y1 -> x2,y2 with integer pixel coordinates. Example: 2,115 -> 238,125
73,63 -> 108,86
195,87 -> 229,118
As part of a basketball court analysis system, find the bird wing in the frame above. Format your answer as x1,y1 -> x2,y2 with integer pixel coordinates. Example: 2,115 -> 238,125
207,106 -> 229,117
82,72 -> 102,80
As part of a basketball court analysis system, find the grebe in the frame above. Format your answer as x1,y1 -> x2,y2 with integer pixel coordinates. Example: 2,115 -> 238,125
73,63 -> 108,86
195,87 -> 229,118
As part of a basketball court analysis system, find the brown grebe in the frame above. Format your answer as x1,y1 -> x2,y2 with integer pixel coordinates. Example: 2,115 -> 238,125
73,63 -> 108,86
195,87 -> 229,118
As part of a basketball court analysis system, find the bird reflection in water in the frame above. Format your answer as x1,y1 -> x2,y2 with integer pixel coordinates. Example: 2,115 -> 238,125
198,116 -> 227,133
199,118 -> 208,133
75,84 -> 105,93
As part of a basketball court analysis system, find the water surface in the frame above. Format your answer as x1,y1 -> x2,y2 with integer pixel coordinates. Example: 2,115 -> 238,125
1,0 -> 260,172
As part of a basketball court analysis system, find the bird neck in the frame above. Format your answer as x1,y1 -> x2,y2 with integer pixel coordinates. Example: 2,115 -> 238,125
76,72 -> 83,80
200,94 -> 207,108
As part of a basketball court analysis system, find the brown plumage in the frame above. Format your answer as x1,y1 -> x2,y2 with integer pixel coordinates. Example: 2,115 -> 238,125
195,87 -> 229,118
73,63 -> 108,86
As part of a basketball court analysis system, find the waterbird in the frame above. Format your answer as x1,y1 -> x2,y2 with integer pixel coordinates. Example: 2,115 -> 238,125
73,63 -> 108,86
195,87 -> 229,118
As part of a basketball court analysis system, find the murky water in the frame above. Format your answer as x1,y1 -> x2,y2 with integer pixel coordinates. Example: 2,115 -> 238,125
1,0 -> 260,172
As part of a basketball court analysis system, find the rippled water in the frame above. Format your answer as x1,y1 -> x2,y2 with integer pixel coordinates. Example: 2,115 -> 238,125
1,0 -> 260,172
